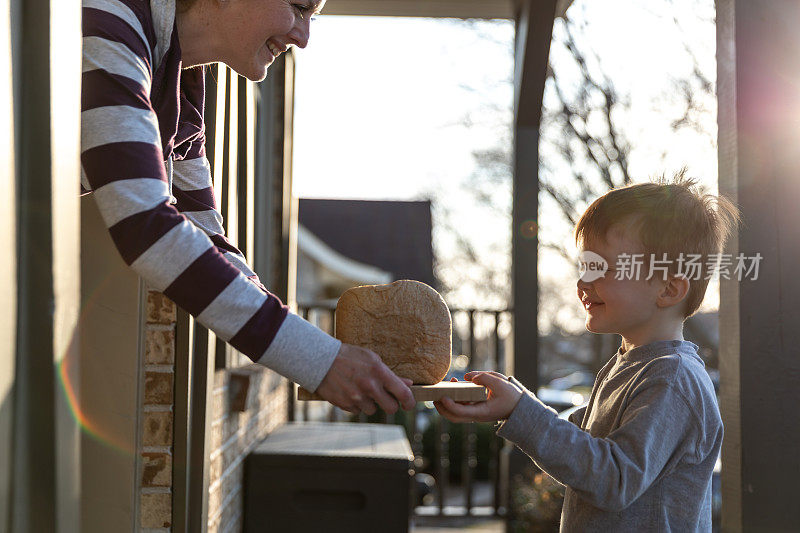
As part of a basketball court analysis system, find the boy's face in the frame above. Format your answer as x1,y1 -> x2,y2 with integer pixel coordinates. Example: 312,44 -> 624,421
577,224 -> 666,337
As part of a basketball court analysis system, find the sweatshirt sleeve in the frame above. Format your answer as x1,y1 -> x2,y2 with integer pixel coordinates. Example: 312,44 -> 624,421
497,377 -> 698,512
81,0 -> 339,391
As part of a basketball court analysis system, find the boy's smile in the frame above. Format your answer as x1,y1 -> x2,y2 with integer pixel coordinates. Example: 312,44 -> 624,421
577,222 -> 688,351
582,299 -> 604,311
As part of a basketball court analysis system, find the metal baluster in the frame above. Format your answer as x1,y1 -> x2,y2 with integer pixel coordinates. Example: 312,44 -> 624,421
463,310 -> 476,514
287,378 -> 296,423
358,313 -> 367,423
408,405 -> 420,515
447,314 -> 462,517
491,310 -> 502,515
436,413 -> 450,515
301,307 -> 310,422
327,307 -> 337,423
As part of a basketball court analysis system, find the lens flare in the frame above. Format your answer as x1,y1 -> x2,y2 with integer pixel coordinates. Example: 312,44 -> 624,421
520,219 -> 538,240
58,273 -> 141,458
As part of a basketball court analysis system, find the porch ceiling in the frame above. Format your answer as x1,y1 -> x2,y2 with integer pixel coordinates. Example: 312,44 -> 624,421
322,0 -> 573,20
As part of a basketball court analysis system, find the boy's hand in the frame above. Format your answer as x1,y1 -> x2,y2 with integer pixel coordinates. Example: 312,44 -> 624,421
433,371 -> 523,423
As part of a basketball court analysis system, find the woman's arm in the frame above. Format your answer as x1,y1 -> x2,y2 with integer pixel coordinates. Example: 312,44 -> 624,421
81,0 -> 338,391
170,154 -> 265,286
169,69 -> 265,286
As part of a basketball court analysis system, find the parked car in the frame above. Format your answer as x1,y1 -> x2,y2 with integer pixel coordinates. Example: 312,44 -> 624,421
547,371 -> 595,390
413,472 -> 436,506
537,387 -> 586,412
557,403 -> 586,423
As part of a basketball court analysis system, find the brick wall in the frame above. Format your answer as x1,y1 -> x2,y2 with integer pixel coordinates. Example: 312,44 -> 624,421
140,290 -> 177,531
207,364 -> 287,532
137,290 -> 288,532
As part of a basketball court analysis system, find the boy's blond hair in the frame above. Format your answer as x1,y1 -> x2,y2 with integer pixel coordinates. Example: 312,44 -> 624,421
574,170 -> 741,318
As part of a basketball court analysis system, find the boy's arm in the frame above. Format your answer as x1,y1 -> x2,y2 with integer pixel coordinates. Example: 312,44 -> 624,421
497,377 -> 699,512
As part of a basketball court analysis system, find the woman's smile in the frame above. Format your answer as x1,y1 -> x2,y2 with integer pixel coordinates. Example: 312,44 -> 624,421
266,40 -> 287,58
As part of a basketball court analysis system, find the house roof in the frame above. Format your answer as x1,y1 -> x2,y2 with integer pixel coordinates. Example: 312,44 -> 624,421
298,198 -> 436,288
297,225 -> 393,286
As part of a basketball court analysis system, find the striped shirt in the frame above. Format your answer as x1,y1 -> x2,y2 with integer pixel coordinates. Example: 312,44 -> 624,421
81,0 -> 340,390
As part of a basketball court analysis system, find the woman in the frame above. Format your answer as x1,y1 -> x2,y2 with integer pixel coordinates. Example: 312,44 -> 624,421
81,0 -> 413,414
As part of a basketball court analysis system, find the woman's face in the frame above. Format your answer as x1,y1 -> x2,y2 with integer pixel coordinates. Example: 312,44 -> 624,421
213,0 -> 324,81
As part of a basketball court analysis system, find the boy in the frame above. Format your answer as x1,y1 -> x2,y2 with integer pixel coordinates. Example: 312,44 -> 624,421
435,173 -> 740,531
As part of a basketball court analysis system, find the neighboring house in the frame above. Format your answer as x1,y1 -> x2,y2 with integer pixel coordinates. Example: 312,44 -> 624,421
295,224 -> 392,306
297,199 -> 436,306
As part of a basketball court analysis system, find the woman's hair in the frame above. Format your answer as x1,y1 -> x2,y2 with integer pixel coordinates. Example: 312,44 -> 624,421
574,169 -> 742,318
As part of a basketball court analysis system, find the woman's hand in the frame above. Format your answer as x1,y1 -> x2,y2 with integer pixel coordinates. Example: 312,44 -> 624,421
434,371 -> 523,423
315,343 -> 416,415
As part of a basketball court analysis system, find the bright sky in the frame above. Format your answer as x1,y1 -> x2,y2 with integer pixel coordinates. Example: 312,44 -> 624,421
292,16 -> 514,200
292,0 -> 719,327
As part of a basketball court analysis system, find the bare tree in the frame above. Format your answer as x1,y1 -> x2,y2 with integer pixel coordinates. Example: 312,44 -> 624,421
539,15 -> 633,261
431,13 -> 636,322
430,4 -> 717,369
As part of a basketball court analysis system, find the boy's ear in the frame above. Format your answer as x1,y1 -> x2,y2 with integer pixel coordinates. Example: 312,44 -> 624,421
656,274 -> 690,308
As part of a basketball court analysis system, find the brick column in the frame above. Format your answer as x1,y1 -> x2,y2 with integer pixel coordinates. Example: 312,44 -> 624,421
140,291 -> 177,530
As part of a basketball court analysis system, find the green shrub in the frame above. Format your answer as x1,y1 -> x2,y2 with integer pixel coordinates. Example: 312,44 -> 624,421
509,467 -> 565,533
420,415 -> 497,482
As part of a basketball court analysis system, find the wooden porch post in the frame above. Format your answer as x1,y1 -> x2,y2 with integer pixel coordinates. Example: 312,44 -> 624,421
508,0 -> 556,521
0,0 -> 17,526
255,53 -> 298,420
254,52 -> 296,305
717,1 -> 800,531
10,0 -> 82,530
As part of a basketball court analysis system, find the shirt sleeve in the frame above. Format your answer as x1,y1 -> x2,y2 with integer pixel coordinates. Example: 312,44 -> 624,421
81,0 -> 339,391
496,377 -> 698,512
170,154 -> 263,283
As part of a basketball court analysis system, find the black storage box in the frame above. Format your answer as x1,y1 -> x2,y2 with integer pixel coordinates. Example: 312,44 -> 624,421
244,422 -> 413,533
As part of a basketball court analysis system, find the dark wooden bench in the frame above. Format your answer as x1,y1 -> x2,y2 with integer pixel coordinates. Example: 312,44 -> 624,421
244,421 -> 413,533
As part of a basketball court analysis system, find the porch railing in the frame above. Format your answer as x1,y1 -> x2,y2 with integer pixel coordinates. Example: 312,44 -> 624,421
293,303 -> 512,518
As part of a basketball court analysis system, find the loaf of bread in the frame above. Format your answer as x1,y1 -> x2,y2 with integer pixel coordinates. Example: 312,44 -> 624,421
335,280 -> 452,385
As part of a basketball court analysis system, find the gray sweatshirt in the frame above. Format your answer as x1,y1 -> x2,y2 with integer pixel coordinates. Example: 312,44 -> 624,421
497,340 -> 721,532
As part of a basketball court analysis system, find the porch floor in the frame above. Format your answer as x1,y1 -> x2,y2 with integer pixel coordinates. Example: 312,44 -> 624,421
411,481 -> 505,532
411,516 -> 505,532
